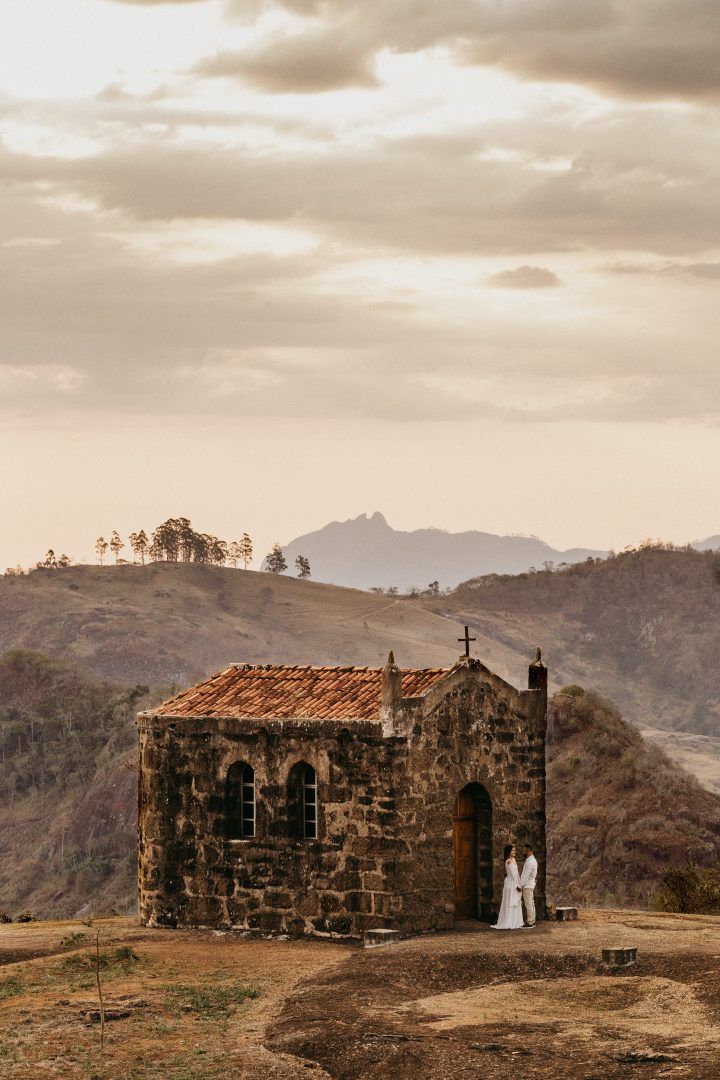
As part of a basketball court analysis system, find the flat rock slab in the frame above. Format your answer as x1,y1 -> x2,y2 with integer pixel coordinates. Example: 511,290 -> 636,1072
602,947 -> 637,967
555,907 -> 579,921
81,1008 -> 132,1024
364,929 -> 402,948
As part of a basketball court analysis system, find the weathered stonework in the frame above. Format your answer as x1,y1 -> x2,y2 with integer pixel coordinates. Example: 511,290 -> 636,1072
137,652 -> 547,938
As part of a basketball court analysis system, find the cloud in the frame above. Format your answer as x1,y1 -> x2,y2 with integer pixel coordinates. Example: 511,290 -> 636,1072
195,34 -> 378,92
2,175 -> 720,429
487,265 -> 561,289
4,0 -> 720,433
216,1 -> 481,93
218,0 -> 720,103
108,1 -> 210,5
8,112 -> 719,259
463,0 -> 720,103
603,261 -> 720,281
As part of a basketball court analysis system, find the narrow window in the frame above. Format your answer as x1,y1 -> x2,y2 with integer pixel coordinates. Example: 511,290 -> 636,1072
288,761 -> 319,839
302,764 -> 317,839
226,762 -> 255,839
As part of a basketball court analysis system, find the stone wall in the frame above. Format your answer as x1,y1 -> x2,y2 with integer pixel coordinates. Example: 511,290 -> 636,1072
388,659 -> 547,933
138,715 -> 410,936
138,657 -> 546,937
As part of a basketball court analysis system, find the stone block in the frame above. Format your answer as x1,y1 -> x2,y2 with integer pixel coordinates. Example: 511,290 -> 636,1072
364,928 -> 402,947
602,947 -> 637,967
555,907 -> 578,920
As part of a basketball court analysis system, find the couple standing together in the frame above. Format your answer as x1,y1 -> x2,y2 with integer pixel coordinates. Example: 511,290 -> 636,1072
492,842 -> 537,930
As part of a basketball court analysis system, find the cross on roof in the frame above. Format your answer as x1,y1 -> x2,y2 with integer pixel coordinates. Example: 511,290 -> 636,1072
458,625 -> 476,657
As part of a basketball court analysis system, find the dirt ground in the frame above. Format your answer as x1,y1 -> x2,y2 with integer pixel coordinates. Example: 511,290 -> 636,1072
1,910 -> 719,1079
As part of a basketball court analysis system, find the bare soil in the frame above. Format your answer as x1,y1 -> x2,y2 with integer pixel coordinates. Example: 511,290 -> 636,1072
1,910 -> 719,1079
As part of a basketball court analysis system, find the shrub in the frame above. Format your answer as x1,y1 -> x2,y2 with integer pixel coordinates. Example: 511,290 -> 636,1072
652,864 -> 720,915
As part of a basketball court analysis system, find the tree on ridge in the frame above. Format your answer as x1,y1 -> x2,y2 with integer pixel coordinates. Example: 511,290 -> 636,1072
109,531 -> 124,564
95,537 -> 108,565
265,544 -> 287,574
239,533 -> 253,570
129,530 -> 149,565
149,518 -> 228,566
295,555 -> 311,579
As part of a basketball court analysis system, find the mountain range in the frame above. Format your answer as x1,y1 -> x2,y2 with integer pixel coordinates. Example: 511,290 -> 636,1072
273,512 -> 607,590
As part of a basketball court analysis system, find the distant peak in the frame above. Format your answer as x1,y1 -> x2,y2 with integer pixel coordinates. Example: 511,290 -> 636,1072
345,511 -> 389,528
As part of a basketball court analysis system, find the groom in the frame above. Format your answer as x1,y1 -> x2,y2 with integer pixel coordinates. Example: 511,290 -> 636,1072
517,843 -> 538,928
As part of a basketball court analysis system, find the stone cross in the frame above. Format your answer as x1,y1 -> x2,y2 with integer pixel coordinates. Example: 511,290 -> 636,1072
458,625 -> 476,657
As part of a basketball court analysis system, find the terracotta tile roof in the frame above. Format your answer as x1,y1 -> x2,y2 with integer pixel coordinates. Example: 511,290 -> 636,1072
149,663 -> 450,722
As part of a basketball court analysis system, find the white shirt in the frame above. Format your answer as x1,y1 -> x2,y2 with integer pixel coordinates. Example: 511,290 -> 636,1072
519,854 -> 537,890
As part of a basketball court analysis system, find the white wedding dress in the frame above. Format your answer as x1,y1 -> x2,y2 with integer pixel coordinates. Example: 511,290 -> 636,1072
491,858 -> 525,930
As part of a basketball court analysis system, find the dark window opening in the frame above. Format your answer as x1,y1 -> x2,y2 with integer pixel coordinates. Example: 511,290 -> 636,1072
302,764 -> 317,839
226,761 -> 255,839
288,761 -> 319,839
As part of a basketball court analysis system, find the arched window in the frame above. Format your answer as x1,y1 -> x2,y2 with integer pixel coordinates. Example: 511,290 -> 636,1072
226,762 -> 255,839
288,762 -> 318,839
302,764 -> 317,839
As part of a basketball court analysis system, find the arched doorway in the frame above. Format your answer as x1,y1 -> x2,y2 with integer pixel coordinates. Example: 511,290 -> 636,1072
453,783 -> 493,920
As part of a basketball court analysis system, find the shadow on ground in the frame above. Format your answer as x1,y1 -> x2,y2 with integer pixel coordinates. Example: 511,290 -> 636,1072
267,918 -> 720,1079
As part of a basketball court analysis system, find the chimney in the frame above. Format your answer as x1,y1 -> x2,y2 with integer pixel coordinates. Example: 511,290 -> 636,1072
380,650 -> 403,736
528,646 -> 548,726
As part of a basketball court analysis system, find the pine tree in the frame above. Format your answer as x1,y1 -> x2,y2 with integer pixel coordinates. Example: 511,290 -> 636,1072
295,555 -> 311,579
95,537 -> 108,565
239,533 -> 253,570
109,531 -> 124,564
43,549 -> 57,569
227,541 -> 240,569
265,544 -> 287,574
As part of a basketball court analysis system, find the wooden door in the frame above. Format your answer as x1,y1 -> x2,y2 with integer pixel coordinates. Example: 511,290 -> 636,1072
453,790 -> 477,918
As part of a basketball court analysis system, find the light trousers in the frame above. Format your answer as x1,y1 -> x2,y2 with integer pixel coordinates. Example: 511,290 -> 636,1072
522,887 -> 535,925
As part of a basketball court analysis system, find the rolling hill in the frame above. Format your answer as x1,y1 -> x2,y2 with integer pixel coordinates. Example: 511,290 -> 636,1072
547,686 -> 720,908
0,562 -> 463,687
427,544 -> 720,738
273,511 -> 605,591
2,550 -> 720,787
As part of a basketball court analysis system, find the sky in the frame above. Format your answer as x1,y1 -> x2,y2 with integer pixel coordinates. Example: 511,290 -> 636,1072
1,0 -> 720,569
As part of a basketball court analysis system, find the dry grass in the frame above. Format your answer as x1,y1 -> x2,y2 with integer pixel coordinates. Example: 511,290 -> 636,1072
0,917 -> 347,1079
0,562 -> 462,688
2,911 -> 720,1078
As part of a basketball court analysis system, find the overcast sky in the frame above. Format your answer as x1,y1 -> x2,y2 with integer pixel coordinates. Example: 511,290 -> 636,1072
1,0 -> 720,569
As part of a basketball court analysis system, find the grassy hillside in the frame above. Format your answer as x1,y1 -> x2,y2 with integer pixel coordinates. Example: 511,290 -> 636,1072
0,650 -> 148,919
7,549 -> 719,739
2,649 -> 718,918
0,562 -> 462,687
547,686 -> 720,908
429,545 -> 720,737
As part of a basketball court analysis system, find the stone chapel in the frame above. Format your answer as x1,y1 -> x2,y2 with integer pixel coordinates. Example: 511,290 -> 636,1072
137,646 -> 547,938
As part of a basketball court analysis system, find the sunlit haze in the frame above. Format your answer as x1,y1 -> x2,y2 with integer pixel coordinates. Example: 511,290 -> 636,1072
2,0 -> 720,570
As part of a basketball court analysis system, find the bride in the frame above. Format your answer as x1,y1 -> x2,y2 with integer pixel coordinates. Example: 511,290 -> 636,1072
491,844 -> 524,930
